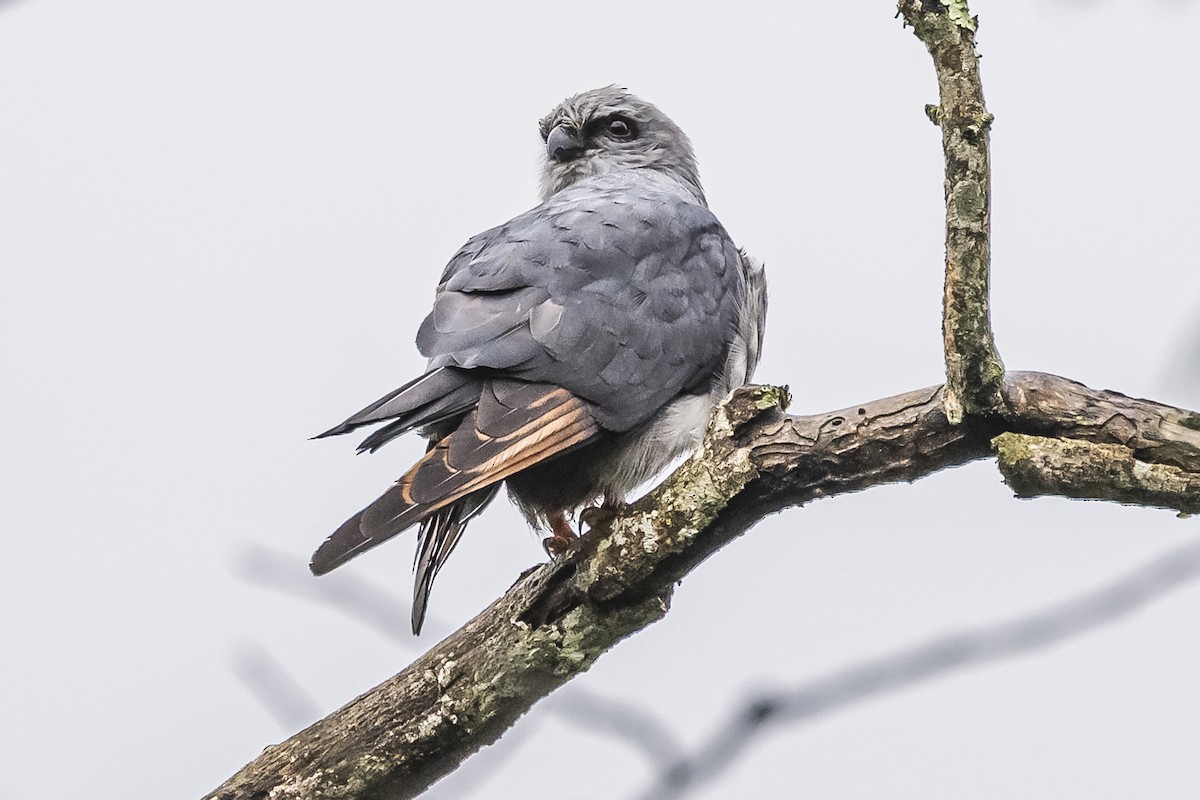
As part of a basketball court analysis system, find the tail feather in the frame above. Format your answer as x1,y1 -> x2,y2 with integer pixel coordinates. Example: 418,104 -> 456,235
410,486 -> 501,635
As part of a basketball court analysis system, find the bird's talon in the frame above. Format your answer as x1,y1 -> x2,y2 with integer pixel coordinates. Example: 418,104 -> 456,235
543,535 -> 579,559
579,504 -> 621,530
543,509 -> 579,559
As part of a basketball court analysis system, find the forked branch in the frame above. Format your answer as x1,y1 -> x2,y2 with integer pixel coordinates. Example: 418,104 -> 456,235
207,375 -> 1200,800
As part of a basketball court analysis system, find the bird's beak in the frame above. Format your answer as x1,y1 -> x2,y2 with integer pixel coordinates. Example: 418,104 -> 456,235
546,125 -> 585,162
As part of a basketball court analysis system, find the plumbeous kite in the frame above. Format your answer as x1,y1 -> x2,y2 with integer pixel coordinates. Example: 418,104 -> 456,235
312,87 -> 767,634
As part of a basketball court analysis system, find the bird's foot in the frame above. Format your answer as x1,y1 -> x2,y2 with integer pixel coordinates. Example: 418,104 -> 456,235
579,502 -> 627,531
542,536 -> 580,559
542,510 -> 579,560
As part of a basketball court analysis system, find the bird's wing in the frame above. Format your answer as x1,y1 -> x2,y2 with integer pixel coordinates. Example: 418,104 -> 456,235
315,174 -> 745,451
310,380 -> 600,575
721,249 -> 768,389
311,175 -> 746,578
740,250 -> 768,381
314,366 -> 483,452
416,173 -> 747,432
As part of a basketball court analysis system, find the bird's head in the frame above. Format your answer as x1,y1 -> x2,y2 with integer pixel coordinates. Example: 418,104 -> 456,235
538,86 -> 705,204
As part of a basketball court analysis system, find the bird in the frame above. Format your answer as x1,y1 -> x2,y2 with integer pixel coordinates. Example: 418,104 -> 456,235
311,87 -> 767,634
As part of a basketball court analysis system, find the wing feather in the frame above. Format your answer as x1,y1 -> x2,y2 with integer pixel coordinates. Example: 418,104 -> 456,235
314,366 -> 481,446
415,173 -> 746,433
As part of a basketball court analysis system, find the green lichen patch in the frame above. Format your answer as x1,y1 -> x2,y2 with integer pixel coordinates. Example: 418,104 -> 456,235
991,431 -> 1033,465
940,0 -> 977,32
951,179 -> 986,221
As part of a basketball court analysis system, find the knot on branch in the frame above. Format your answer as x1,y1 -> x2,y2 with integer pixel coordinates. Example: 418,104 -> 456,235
717,384 -> 792,438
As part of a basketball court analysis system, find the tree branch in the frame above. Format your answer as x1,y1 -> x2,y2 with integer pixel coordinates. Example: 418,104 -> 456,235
206,374 -> 1200,800
899,0 -> 1005,421
994,432 -> 1200,515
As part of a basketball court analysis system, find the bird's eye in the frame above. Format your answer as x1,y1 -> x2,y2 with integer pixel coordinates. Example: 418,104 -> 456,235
606,118 -> 634,139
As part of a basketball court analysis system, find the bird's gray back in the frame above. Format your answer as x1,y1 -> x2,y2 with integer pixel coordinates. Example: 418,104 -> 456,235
416,172 -> 744,432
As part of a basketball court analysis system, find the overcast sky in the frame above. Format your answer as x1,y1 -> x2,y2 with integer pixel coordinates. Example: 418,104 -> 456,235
1,2 -> 1198,799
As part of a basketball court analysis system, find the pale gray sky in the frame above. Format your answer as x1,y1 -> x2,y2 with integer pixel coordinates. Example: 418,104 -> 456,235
1,2 -> 1197,798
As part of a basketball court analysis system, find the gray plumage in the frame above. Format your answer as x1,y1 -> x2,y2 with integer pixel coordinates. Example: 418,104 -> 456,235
313,87 -> 767,634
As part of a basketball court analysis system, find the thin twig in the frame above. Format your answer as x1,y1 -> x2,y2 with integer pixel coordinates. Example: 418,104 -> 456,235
898,0 -> 1006,422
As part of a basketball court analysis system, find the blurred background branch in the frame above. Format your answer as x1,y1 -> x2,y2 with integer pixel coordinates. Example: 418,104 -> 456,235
230,643 -> 320,732
234,545 -> 422,643
631,537 -> 1200,800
